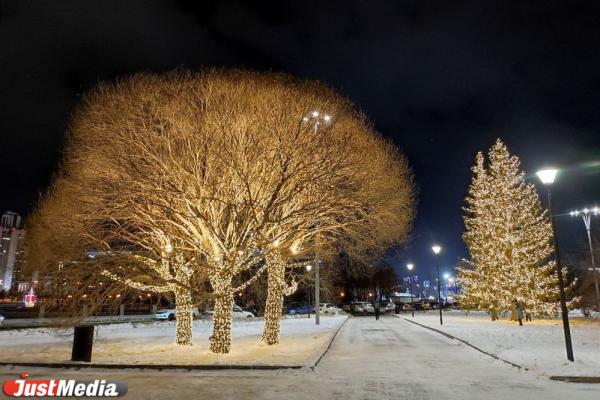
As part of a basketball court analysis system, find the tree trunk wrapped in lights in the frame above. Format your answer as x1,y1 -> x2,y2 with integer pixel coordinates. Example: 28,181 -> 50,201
209,274 -> 234,353
174,284 -> 193,346
261,251 -> 286,345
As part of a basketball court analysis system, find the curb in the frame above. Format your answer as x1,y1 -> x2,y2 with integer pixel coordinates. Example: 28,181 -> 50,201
396,315 -> 526,370
0,316 -> 349,372
549,376 -> 600,384
0,362 -> 302,371
311,315 -> 349,369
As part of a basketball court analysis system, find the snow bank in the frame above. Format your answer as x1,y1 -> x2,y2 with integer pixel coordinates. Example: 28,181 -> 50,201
399,310 -> 600,377
0,315 -> 347,367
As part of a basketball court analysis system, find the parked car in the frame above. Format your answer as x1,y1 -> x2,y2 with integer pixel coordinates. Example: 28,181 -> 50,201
155,307 -> 201,321
0,314 -> 4,326
350,302 -> 365,315
287,303 -> 313,315
341,304 -> 352,313
362,302 -> 375,314
351,301 -> 375,315
317,303 -> 342,315
402,303 -> 413,311
381,302 -> 396,313
202,304 -> 255,319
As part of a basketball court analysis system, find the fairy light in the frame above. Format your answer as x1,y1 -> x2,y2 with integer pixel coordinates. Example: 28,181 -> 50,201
102,251 -> 195,346
209,274 -> 235,353
209,237 -> 261,354
261,250 -> 301,345
261,251 -> 287,345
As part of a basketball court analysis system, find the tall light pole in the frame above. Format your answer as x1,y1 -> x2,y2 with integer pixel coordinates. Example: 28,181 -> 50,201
570,207 -> 600,307
302,111 -> 332,326
432,245 -> 443,325
407,263 -> 415,317
536,168 -> 574,362
315,259 -> 320,325
443,272 -> 449,301
306,264 -> 312,319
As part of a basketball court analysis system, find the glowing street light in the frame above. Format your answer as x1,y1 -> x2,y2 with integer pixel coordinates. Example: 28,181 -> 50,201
537,168 -> 574,362
570,207 -> 600,307
406,263 -> 415,317
303,111 -> 333,133
536,169 -> 558,185
432,245 -> 443,325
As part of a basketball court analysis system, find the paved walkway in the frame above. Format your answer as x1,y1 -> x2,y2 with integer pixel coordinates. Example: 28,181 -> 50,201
1,316 -> 597,399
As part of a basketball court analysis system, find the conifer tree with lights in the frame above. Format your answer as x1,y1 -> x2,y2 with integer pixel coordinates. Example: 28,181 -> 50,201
458,139 -> 566,319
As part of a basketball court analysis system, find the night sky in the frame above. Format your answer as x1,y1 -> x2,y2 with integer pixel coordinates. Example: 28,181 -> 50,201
2,1 -> 600,282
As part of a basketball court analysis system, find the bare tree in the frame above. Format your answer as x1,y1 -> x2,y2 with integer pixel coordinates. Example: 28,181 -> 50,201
29,69 -> 414,353
26,177 -> 204,345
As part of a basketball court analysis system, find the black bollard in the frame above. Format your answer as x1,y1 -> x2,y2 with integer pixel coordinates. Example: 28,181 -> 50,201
71,325 -> 94,362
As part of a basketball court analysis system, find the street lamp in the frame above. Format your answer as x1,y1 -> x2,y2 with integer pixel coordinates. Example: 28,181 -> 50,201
302,111 -> 332,325
536,168 -> 574,362
304,111 -> 332,134
432,245 -> 443,325
570,207 -> 600,307
442,272 -> 449,301
407,263 -> 415,317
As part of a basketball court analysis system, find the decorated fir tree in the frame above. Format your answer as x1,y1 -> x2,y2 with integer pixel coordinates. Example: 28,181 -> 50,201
458,139 -> 562,319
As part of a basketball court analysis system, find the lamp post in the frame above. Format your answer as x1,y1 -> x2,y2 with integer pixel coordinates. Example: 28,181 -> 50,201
447,277 -> 455,302
300,112 -> 333,324
407,263 -> 415,317
536,168 -> 574,362
306,264 -> 312,319
432,245 -> 443,325
443,272 -> 449,301
302,111 -> 331,326
570,207 -> 600,307
315,259 -> 320,325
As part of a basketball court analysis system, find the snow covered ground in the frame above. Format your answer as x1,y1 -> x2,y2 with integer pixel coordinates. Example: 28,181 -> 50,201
398,310 -> 600,377
0,315 -> 347,367
1,316 -> 597,400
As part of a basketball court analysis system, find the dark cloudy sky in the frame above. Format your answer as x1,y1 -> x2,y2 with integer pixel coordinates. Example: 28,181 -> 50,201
2,0 -> 600,281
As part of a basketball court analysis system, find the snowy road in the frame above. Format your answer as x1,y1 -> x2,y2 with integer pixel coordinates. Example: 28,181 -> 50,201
1,316 -> 597,399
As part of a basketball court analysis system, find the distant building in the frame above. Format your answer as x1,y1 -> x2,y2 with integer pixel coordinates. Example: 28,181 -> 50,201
0,211 -> 26,291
